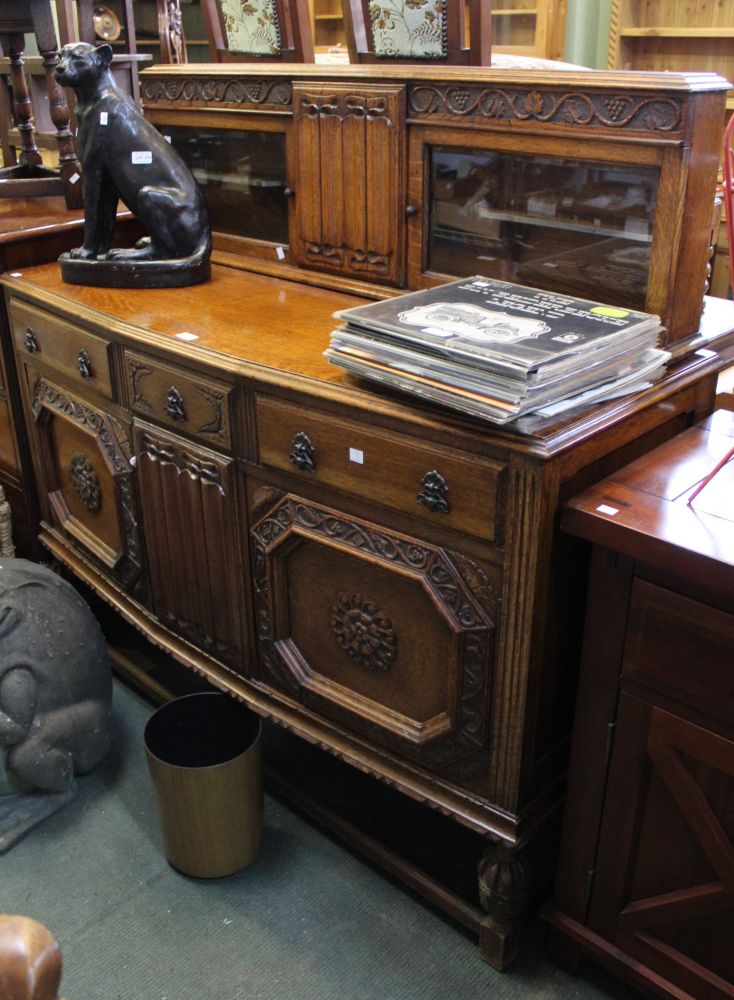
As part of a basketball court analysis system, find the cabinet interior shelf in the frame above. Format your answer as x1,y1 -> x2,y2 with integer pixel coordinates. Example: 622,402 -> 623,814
619,27 -> 734,38
439,209 -> 652,244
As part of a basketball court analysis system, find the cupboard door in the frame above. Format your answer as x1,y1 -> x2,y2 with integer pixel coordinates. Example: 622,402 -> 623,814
292,82 -> 406,286
589,697 -> 734,999
29,376 -> 143,589
133,422 -> 246,668
250,490 -> 496,780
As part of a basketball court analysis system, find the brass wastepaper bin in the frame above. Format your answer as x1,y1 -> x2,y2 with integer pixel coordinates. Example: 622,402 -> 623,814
144,692 -> 262,878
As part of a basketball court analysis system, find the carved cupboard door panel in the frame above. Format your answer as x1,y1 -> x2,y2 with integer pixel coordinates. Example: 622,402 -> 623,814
250,491 -> 496,781
292,82 -> 406,286
133,422 -> 246,668
29,376 -> 143,589
588,697 -> 734,997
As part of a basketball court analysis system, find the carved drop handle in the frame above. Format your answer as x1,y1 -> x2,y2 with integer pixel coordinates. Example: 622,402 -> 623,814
164,386 -> 185,421
416,469 -> 449,514
78,348 -> 92,379
24,327 -> 39,353
289,431 -> 315,472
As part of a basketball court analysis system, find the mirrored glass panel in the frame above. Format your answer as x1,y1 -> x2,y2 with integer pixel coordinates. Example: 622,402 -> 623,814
159,126 -> 288,244
428,147 -> 659,310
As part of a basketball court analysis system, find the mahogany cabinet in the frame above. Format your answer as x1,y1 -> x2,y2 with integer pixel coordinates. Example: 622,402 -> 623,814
545,411 -> 734,998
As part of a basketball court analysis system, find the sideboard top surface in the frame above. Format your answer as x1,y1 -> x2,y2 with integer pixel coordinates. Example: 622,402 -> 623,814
4,263 -> 731,459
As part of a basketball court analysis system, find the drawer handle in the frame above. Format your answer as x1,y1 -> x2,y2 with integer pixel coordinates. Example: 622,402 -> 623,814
289,431 -> 315,472
417,469 -> 449,514
164,386 -> 185,421
77,348 -> 92,379
24,327 -> 39,353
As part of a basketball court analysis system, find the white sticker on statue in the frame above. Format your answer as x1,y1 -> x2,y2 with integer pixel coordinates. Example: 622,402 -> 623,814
100,111 -> 108,125
132,151 -> 153,165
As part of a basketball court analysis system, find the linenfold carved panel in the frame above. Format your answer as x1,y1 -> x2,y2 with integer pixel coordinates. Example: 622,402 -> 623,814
292,82 -> 406,286
134,423 -> 245,665
251,493 -> 496,780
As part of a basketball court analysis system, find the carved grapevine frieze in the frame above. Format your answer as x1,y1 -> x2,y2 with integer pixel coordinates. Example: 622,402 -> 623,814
141,77 -> 292,108
408,85 -> 684,132
69,452 -> 101,513
331,593 -> 397,671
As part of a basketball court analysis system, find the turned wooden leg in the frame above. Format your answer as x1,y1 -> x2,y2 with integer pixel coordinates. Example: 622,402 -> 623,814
477,840 -> 531,971
5,33 -> 43,171
37,43 -> 83,209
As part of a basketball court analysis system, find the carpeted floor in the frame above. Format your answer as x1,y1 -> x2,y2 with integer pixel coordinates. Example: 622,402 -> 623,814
1,679 -> 642,1000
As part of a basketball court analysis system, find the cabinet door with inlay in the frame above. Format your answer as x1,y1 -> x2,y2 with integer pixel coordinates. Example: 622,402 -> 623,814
133,422 -> 247,668
249,488 -> 497,782
28,375 -> 143,590
292,82 -> 406,286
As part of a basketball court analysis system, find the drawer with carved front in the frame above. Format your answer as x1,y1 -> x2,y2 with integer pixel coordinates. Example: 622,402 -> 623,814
256,395 -> 506,544
9,299 -> 114,400
124,350 -> 233,450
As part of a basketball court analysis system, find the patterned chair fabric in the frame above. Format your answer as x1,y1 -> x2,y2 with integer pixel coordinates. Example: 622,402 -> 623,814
370,0 -> 447,59
218,0 -> 283,56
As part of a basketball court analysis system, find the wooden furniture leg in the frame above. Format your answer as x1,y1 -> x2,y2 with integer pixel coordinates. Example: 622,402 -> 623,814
477,840 -> 531,970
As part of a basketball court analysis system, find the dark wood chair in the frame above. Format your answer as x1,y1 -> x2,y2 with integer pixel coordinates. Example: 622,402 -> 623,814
0,0 -> 82,208
343,0 -> 491,65
201,0 -> 315,62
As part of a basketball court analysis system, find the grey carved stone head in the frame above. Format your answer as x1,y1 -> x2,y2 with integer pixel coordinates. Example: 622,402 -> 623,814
0,559 -> 112,798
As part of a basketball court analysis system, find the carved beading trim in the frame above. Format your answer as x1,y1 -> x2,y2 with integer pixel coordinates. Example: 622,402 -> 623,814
141,77 -> 292,109
408,85 -> 684,133
251,496 -> 496,772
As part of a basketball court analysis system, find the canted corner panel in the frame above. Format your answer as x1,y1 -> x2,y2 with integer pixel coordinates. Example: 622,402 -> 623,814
293,82 -> 406,286
251,493 -> 496,779
30,377 -> 143,589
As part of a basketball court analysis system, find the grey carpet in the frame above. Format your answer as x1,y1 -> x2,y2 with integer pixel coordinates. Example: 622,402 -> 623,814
1,680 -> 641,1000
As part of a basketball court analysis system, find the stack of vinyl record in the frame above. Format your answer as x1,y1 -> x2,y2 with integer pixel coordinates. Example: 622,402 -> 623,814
325,276 -> 669,425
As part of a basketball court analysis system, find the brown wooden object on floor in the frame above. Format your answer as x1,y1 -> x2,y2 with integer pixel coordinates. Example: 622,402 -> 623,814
0,1 -> 82,209
0,915 -> 66,1000
545,409 -> 734,999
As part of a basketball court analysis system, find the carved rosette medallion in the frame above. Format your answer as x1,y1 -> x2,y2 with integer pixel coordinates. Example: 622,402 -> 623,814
69,452 -> 101,513
408,85 -> 684,133
331,592 -> 397,670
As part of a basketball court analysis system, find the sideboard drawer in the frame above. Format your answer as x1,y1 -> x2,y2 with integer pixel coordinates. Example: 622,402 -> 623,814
622,578 -> 734,727
256,396 -> 505,544
124,350 -> 233,450
9,299 -> 114,400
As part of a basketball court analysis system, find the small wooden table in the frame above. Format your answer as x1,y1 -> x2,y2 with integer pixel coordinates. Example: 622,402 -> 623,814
545,409 -> 734,999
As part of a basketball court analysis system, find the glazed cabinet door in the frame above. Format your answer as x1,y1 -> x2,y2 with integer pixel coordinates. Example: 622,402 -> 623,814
588,696 -> 734,998
291,82 -> 406,286
28,375 -> 143,590
133,422 -> 247,669
249,487 -> 497,783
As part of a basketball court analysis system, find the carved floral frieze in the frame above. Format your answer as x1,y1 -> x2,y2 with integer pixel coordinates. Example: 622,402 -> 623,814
408,85 -> 684,132
141,77 -> 292,108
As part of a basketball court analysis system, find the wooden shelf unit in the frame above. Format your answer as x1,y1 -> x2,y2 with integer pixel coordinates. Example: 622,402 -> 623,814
608,0 -> 734,113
